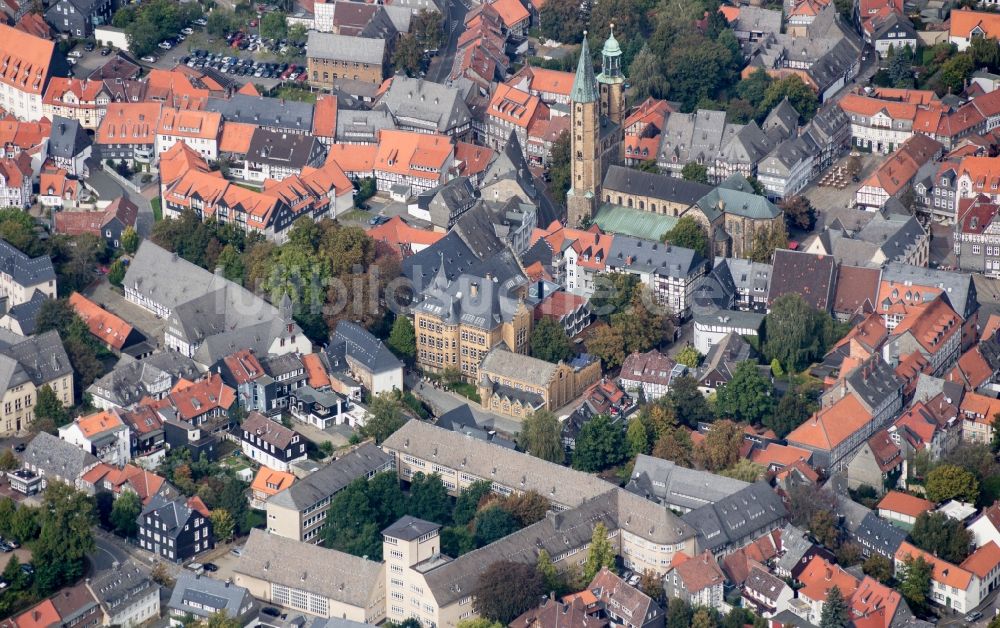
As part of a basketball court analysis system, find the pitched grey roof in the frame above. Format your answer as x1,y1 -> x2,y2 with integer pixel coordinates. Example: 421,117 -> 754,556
86,351 -> 200,407
329,321 -> 403,375
247,128 -> 325,169
205,95 -> 315,133
658,109 -> 742,170
854,511 -> 906,557
767,249 -> 837,311
268,442 -> 391,511
0,239 -> 56,287
168,572 -> 253,620
49,116 -> 90,159
0,330 -> 73,388
243,412 -> 300,450
773,523 -> 814,575
415,176 -> 477,229
479,346 -> 557,385
625,454 -> 750,512
377,76 -> 472,133
680,481 -> 788,552
602,165 -> 711,206
236,528 -> 383,606
88,560 -> 157,616
606,234 -> 705,279
335,108 -> 396,143
382,515 -> 441,541
693,308 -> 765,331
762,98 -> 800,142
142,494 -> 198,538
22,431 -> 98,480
307,31 -> 386,65
123,241 -> 224,312
2,290 -> 47,336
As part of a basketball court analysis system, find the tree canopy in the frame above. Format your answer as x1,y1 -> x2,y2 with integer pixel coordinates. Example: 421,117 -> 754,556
531,317 -> 574,364
910,511 -> 973,564
714,361 -> 775,425
662,216 -> 710,259
519,410 -> 565,464
763,294 -> 843,372
474,561 -> 545,624
925,464 -> 980,503
572,415 -> 627,472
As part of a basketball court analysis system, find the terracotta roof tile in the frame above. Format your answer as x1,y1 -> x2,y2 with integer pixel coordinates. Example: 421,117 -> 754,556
896,541 -> 973,590
877,490 -> 933,518
68,292 -> 135,350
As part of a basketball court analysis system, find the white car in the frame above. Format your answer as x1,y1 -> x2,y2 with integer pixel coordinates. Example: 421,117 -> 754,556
158,41 -> 172,49
68,50 -> 83,58
194,17 -> 207,25
141,55 -> 156,63
188,562 -> 204,574
182,27 -> 194,35
66,57 -> 77,65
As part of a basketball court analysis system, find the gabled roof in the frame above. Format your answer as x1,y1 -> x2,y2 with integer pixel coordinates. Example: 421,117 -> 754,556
896,541 -> 973,590
876,490 -> 933,518
68,291 -> 136,350
797,555 -> 860,603
242,411 -> 300,450
329,320 -> 403,375
950,9 -> 1000,40
786,393 -> 873,452
767,249 -> 837,311
268,442 -> 391,510
0,238 -> 55,287
0,24 -> 53,96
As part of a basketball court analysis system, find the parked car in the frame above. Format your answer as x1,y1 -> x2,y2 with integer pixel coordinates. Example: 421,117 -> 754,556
182,27 -> 194,35
188,562 -> 204,574
100,47 -> 112,55
158,41 -> 172,49
20,564 -> 33,576
66,57 -> 77,65
68,50 -> 83,58
231,547 -> 244,556
368,215 -> 389,226
964,612 -> 983,622
141,55 -> 157,63
84,42 -> 96,51
203,563 -> 219,572
5,539 -> 19,550
261,607 -> 281,618
13,443 -> 25,453
194,17 -> 207,25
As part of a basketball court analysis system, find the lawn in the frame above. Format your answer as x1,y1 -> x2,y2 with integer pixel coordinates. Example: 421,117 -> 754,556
273,86 -> 317,103
150,197 -> 162,222
446,381 -> 481,404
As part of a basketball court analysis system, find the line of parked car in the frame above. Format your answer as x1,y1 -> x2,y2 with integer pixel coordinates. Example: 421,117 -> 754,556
185,49 -> 306,80
225,30 -> 306,57
0,537 -> 19,553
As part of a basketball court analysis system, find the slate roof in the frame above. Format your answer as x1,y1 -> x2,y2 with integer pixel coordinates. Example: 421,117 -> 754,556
767,249 -> 837,311
247,128 -> 324,169
0,330 -> 73,390
141,494 -> 200,539
242,412 -> 300,450
680,481 -> 788,552
881,262 -> 977,319
602,165 -> 711,206
854,511 -> 906,557
205,94 -> 315,134
168,572 -> 252,620
377,76 -> 472,134
625,454 -> 750,512
606,235 -> 705,279
122,241 -> 224,312
383,515 -> 441,541
49,116 -> 90,159
328,320 -> 403,375
2,290 -> 47,335
22,431 -> 98,481
0,238 -> 56,287
306,31 -> 386,65
236,529 -> 383,607
267,442 -> 391,511
480,346 -> 557,384
88,561 -> 157,617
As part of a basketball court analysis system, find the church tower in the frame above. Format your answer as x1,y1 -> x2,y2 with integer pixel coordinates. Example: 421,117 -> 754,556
597,25 -> 626,127
567,35 -> 601,228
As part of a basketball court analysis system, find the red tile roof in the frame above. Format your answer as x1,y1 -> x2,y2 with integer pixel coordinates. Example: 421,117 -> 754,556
896,541 -> 973,590
68,292 -> 135,351
877,490 -> 933,518
786,393 -> 873,452
798,556 -> 860,604
0,24 -> 53,96
960,540 -> 1000,578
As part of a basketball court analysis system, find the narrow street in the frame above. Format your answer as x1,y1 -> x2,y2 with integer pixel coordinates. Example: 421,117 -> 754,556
426,0 -> 470,84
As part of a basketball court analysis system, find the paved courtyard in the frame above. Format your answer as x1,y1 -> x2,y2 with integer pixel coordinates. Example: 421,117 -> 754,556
802,152 -> 882,214
84,280 -> 167,348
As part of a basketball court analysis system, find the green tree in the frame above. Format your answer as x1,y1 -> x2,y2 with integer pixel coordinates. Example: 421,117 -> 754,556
537,0 -> 585,43
780,195 -> 816,231
898,556 -> 932,614
360,394 -> 408,444
626,415 -> 652,457
216,244 -> 244,283
110,491 -> 141,537
9,504 -> 39,543
693,419 -> 743,471
652,427 -> 694,467
0,208 -> 44,256
766,386 -> 814,438
662,216 -> 710,259
925,464 -> 979,503
938,53 -> 973,95
412,9 -> 444,48
210,509 -> 236,543
120,226 -> 139,254
441,525 -> 476,557
910,511 -> 973,563
473,506 -> 519,546
207,611 -> 242,628
586,324 -> 626,369
259,11 -> 288,40
572,415 -> 627,472
590,272 -> 640,321
322,474 -> 402,560
530,317 -> 574,363
457,620 -> 503,628
0,497 -> 13,535
0,449 -> 15,472
886,44 -> 915,88
748,221 -> 788,263
820,585 -> 850,628
609,289 -> 672,356
108,258 -> 127,287
409,472 -> 451,525
691,609 -> 718,628
2,553 -> 26,591
548,131 -> 571,203
763,293 -> 841,372
720,459 -> 765,482
736,69 -> 773,112
810,508 -> 842,549
666,597 -> 693,628
714,361 -> 774,425
33,384 -> 69,430
675,346 -> 702,368
500,491 -> 549,526
387,316 -> 416,361
454,480 -> 493,526
32,482 -> 96,594
664,31 -> 740,111
518,410 -> 564,464
665,376 -> 714,427
537,548 -> 562,593
392,34 -> 424,76
681,162 -> 709,184
759,77 -> 817,121
474,561 -> 544,624
862,553 -> 893,583
628,45 -> 669,101
583,522 -> 616,581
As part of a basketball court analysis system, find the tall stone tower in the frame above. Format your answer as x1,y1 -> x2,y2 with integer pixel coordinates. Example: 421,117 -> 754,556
567,35 -> 600,228
597,25 -> 626,127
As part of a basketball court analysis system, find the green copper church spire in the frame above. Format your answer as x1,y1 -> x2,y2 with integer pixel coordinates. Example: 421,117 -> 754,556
598,23 -> 623,82
570,33 -> 597,103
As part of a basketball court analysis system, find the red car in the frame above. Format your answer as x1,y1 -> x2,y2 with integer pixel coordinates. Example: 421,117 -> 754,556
280,66 -> 294,79
296,72 -> 307,83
